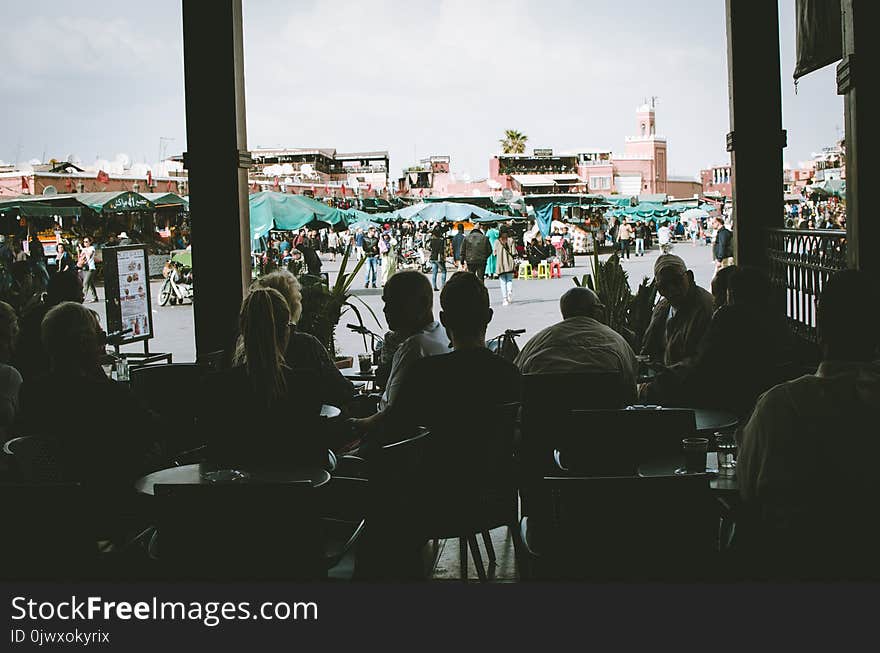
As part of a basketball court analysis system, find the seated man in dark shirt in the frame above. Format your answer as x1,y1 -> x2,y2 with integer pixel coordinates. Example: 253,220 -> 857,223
355,272 -> 522,579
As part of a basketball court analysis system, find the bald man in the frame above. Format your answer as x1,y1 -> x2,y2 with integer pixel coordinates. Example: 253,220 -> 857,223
514,287 -> 638,398
641,254 -> 715,366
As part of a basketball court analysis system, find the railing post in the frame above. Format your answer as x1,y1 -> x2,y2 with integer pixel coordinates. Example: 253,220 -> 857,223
724,0 -> 785,273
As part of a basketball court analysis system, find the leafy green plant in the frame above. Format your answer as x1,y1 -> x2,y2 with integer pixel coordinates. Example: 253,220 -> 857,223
573,250 -> 656,349
295,245 -> 381,358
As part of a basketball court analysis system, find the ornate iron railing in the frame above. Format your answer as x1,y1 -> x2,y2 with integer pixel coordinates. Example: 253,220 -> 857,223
767,228 -> 848,342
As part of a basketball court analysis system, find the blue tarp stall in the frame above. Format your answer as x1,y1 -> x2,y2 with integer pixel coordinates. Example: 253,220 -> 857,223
385,201 -> 510,224
525,195 -> 610,236
249,191 -> 351,240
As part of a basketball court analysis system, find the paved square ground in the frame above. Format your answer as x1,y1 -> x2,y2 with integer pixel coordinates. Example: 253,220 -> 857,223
99,240 -> 717,362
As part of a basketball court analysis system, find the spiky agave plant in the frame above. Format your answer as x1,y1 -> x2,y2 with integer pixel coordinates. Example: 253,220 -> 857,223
573,250 -> 635,343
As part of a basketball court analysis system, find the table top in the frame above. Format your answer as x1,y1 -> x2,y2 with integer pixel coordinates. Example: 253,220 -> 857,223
341,367 -> 377,381
321,404 -> 341,418
627,406 -> 739,434
638,453 -> 738,494
135,463 -> 332,496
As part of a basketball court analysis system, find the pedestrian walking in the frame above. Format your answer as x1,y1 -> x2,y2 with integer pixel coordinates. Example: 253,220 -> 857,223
77,237 -> 98,302
494,228 -> 517,306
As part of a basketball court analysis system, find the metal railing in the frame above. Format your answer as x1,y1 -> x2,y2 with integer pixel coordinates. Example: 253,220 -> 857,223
767,228 -> 847,342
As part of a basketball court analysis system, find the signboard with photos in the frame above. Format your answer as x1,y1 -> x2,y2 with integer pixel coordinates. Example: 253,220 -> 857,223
102,245 -> 154,345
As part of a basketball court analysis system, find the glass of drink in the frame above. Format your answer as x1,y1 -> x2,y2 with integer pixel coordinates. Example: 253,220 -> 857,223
358,353 -> 373,374
716,432 -> 737,477
681,437 -> 709,474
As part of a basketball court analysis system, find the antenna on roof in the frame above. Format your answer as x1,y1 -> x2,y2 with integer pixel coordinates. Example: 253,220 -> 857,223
650,95 -> 660,109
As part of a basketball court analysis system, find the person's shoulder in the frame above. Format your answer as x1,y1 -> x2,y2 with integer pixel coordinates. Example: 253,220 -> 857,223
0,363 -> 23,389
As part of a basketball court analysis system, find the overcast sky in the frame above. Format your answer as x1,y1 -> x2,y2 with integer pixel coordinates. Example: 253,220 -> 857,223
0,0 -> 842,179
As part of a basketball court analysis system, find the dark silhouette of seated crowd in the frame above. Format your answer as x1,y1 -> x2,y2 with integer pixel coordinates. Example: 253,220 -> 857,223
1,253 -> 878,582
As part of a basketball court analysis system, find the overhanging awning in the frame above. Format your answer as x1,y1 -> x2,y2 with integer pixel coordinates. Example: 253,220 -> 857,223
511,174 -> 556,187
142,192 -> 189,208
0,200 -> 82,218
74,191 -> 155,214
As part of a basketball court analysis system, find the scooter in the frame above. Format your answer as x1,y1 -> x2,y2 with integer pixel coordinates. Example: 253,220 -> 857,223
158,260 -> 193,306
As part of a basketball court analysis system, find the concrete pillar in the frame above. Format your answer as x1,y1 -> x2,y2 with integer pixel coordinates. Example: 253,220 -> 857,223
839,0 -> 878,277
724,0 -> 786,271
182,0 -> 252,358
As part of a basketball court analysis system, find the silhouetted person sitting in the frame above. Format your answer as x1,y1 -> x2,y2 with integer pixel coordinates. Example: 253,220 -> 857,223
16,303 -> 157,500
356,272 -> 521,580
515,286 -> 637,402
199,287 -> 325,469
736,269 -> 880,579
249,270 -> 354,407
640,267 -> 794,415
12,271 -> 84,383
641,254 -> 714,367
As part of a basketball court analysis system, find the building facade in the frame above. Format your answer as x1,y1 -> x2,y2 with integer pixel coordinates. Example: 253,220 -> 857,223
249,147 -> 390,196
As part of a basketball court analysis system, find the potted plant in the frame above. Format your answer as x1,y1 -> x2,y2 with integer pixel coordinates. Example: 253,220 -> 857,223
295,244 -> 381,364
573,249 -> 656,350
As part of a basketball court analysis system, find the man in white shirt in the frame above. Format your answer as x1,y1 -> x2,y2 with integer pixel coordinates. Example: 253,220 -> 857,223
736,270 -> 880,577
515,287 -> 638,402
351,270 -> 450,434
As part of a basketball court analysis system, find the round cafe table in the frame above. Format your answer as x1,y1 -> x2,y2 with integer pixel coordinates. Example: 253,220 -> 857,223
638,453 -> 739,495
135,463 -> 331,496
341,367 -> 377,382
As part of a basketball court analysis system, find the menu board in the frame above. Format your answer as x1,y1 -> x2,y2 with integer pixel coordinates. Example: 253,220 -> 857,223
103,245 -> 154,345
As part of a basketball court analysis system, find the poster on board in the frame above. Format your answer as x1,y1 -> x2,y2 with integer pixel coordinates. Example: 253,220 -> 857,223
103,245 -> 154,345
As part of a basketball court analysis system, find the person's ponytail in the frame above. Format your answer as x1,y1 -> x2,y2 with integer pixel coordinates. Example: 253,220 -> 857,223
238,287 -> 290,402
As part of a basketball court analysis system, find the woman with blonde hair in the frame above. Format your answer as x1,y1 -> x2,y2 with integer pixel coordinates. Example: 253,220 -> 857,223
200,286 -> 325,467
249,270 -> 354,406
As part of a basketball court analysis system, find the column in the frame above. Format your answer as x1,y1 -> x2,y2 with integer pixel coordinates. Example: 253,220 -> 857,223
724,0 -> 786,271
839,0 -> 878,276
182,0 -> 252,358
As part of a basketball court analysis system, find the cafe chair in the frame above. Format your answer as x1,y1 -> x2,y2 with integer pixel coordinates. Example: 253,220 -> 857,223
376,404 -> 521,582
130,362 -> 205,452
557,408 -> 697,476
519,372 -> 635,509
3,435 -> 64,482
0,482 -> 101,580
518,473 -> 718,581
152,482 -> 356,581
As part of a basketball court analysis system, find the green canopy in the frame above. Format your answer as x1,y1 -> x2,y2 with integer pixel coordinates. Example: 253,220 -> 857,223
74,191 -> 155,214
142,192 -> 189,208
249,191 -> 351,239
0,199 -> 81,218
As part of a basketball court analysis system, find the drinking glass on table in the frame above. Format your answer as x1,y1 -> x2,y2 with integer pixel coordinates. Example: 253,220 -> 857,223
680,437 -> 709,474
357,353 -> 373,374
715,431 -> 737,477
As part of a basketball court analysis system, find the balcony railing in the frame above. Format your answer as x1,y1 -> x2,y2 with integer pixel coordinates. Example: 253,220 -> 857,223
767,228 -> 847,342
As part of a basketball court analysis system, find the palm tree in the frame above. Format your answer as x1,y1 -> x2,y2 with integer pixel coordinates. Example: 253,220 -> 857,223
500,129 -> 528,154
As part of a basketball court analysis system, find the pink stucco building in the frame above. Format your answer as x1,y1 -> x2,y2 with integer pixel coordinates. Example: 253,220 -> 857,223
488,103 -> 668,196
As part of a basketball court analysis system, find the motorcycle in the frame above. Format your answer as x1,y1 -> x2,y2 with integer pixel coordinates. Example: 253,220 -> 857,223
158,259 -> 193,306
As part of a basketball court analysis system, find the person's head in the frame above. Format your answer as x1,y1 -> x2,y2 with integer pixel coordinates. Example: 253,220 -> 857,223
653,254 -> 693,308
367,227 -> 376,237
41,302 -> 104,372
46,271 -> 84,306
711,265 -> 738,309
82,237 -> 92,248
382,270 -> 433,333
457,224 -> 464,233
439,272 -> 492,345
499,227 -> 510,241
253,270 -> 303,323
727,266 -> 772,308
713,217 -> 724,230
559,287 -> 605,321
56,243 -> 65,255
817,269 -> 879,362
0,301 -> 19,363
237,287 -> 291,401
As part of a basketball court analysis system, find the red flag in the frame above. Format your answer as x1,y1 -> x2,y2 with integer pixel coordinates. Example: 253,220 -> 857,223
366,183 -> 372,193
311,185 -> 316,195
341,184 -> 347,197
165,179 -> 174,191
147,170 -> 153,187
324,183 -> 330,196
96,170 -> 110,183
20,176 -> 29,191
